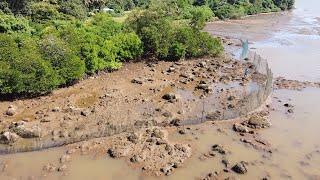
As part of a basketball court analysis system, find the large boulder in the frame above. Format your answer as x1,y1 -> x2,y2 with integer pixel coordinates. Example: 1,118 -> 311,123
232,161 -> 248,174
108,146 -> 131,158
11,124 -> 42,138
247,115 -> 271,129
162,93 -> 179,103
5,105 -> 17,116
212,144 -> 228,155
0,131 -> 19,144
233,123 -> 249,133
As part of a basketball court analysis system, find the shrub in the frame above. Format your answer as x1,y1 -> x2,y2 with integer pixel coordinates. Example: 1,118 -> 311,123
168,42 -> 186,61
127,9 -> 223,60
0,1 -> 11,14
189,6 -> 213,29
213,3 -> 245,19
40,17 -> 125,74
58,0 -> 87,19
0,34 -> 59,95
174,26 -> 223,58
88,13 -> 124,38
0,12 -> 32,33
108,32 -> 143,61
29,2 -> 60,22
39,35 -> 86,84
198,31 -> 223,56
273,0 -> 294,10
126,10 -> 174,58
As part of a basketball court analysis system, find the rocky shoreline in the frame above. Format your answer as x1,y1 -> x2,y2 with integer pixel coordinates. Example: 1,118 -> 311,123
0,46 -> 272,154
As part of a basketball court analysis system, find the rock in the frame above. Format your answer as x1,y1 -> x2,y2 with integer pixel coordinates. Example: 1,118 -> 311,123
233,123 -> 249,133
57,164 -> 67,172
167,67 -> 175,73
130,154 -> 145,163
219,76 -> 231,83
247,115 -> 271,129
161,163 -> 175,175
178,128 -> 186,135
197,82 -> 212,93
212,144 -> 227,154
170,118 -> 181,126
11,124 -> 42,138
80,110 -> 89,117
40,119 -> 50,123
228,104 -> 235,109
52,107 -> 60,112
0,131 -> 19,144
180,73 -> 194,80
284,103 -> 293,108
202,172 -> 219,180
60,154 -> 71,163
206,111 -> 222,121
127,133 -> 140,144
197,83 -> 209,90
66,148 -> 77,155
232,161 -> 248,174
222,158 -> 230,168
131,78 -> 143,84
43,163 -> 56,172
287,109 -> 294,113
162,111 -> 173,118
6,106 -> 17,116
199,61 -> 207,67
58,130 -> 69,139
162,93 -> 179,102
228,96 -> 236,101
108,147 -> 130,158
151,128 -> 165,139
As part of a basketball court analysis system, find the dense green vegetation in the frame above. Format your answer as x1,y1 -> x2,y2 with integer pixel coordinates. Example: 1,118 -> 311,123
0,0 -> 293,96
103,0 -> 295,19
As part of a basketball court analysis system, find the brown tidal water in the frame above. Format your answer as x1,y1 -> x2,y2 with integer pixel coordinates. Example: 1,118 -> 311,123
1,0 -> 320,179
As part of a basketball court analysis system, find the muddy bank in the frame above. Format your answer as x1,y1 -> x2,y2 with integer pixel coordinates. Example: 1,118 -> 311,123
0,109 -> 274,179
205,12 -> 292,42
0,49 -> 272,153
274,77 -> 320,91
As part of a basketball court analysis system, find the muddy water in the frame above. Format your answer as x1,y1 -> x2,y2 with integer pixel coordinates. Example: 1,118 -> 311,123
253,0 -> 320,82
1,0 -> 320,179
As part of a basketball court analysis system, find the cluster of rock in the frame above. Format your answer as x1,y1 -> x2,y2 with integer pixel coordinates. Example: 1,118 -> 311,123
242,115 -> 271,129
0,120 -> 42,145
274,77 -> 320,91
199,143 -> 249,180
232,113 -> 273,152
107,128 -> 192,176
0,55 -> 266,158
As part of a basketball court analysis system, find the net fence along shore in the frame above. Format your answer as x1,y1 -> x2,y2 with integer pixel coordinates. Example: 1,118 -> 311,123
178,51 -> 273,125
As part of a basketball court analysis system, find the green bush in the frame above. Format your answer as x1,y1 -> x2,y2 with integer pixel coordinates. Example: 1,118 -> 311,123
108,32 -> 143,61
127,9 -> 223,60
39,35 -> 86,84
174,26 -> 223,58
213,3 -> 245,19
168,42 -> 186,61
198,31 -> 223,56
88,13 -> 124,38
273,0 -> 294,10
58,0 -> 87,19
0,1 -> 11,14
29,2 -> 60,22
0,34 -> 59,95
126,10 -> 174,58
0,12 -> 32,33
189,6 -> 213,29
